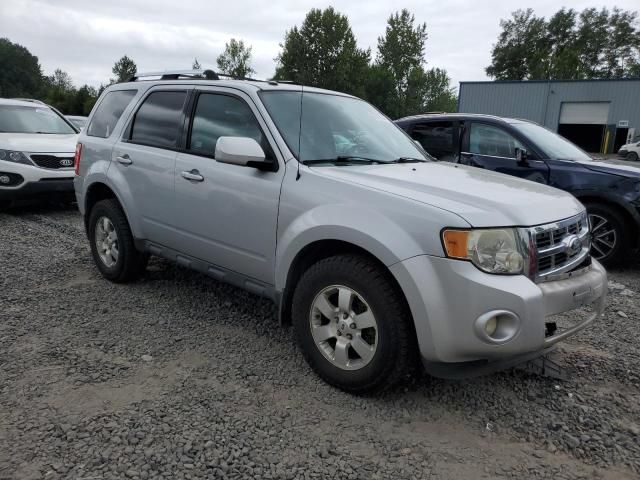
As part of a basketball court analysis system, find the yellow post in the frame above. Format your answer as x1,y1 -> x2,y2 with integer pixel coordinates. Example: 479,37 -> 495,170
602,130 -> 610,154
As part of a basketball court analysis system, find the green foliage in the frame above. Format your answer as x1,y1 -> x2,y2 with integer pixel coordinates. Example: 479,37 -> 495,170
0,37 -> 43,98
111,55 -> 137,83
274,7 -> 371,97
216,39 -> 255,78
369,9 -> 457,118
487,7 -> 640,80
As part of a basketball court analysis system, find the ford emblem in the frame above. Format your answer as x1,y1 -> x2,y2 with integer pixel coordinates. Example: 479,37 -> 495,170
564,235 -> 582,255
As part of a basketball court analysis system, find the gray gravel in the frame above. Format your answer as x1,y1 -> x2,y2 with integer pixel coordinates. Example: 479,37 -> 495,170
1,203 -> 639,480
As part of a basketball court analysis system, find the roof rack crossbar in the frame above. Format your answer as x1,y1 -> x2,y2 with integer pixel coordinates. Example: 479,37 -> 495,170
128,69 -> 275,84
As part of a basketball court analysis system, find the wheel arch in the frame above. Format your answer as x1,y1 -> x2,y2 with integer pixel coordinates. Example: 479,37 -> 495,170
83,181 -> 140,238
575,192 -> 640,249
277,238 -> 415,329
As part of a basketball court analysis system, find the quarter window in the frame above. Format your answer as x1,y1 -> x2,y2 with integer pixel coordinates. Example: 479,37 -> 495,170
188,93 -> 272,159
86,90 -> 137,138
411,121 -> 456,161
469,123 -> 524,159
130,91 -> 187,149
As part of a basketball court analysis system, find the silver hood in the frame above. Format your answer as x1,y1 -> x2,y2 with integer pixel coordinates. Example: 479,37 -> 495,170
0,133 -> 78,153
318,162 -> 584,227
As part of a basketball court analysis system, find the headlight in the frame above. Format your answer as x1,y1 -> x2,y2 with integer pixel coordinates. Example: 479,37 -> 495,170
0,150 -> 31,165
442,228 -> 525,274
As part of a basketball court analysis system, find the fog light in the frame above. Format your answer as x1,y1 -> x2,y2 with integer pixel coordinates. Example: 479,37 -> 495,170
474,310 -> 520,344
485,316 -> 498,336
0,174 -> 10,184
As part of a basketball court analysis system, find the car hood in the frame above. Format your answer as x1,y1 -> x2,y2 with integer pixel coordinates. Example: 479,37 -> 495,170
577,159 -> 640,179
318,162 -> 584,227
0,133 -> 78,153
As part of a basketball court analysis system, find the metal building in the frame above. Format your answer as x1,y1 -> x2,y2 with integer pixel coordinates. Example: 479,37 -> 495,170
458,78 -> 640,154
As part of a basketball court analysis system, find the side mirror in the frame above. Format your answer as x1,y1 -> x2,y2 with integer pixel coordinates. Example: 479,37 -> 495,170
515,147 -> 528,163
215,136 -> 268,168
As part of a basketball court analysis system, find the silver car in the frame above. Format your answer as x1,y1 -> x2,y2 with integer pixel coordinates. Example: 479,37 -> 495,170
74,70 -> 607,393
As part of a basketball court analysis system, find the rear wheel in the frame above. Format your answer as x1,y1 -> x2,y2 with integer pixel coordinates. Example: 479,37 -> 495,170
292,254 -> 418,394
0,200 -> 11,211
585,203 -> 628,267
88,199 -> 147,282
627,151 -> 639,162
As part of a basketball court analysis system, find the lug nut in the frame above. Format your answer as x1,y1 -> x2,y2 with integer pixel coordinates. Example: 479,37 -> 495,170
346,334 -> 352,340
337,331 -> 342,336
349,323 -> 356,329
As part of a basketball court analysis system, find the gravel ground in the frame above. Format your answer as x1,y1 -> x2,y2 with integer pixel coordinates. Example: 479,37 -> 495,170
1,203 -> 639,480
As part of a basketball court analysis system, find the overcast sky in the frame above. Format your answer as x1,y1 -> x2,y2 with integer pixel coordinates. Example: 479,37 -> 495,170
1,0 -> 636,91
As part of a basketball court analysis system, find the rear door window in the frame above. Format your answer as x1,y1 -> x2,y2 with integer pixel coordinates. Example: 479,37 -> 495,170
468,123 -> 524,159
410,121 -> 457,161
86,90 -> 137,138
129,91 -> 188,149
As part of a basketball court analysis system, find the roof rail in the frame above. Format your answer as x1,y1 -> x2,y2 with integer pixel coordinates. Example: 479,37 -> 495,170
129,69 -> 221,81
127,69 -> 291,86
10,98 -> 46,105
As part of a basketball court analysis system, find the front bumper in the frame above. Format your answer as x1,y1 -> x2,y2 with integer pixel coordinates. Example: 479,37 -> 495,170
390,255 -> 607,377
0,159 -> 75,202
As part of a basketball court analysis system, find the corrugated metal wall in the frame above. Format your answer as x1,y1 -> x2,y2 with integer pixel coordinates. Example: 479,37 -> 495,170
458,79 -> 640,132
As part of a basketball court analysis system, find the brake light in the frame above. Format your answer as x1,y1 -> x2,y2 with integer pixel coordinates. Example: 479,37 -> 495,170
74,143 -> 82,175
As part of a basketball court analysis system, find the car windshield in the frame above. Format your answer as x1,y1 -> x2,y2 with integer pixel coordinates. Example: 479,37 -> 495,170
0,105 -> 77,134
260,91 -> 429,164
511,122 -> 592,162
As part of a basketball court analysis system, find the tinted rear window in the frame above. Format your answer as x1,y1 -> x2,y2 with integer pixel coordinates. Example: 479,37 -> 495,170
87,90 -> 137,138
130,91 -> 187,149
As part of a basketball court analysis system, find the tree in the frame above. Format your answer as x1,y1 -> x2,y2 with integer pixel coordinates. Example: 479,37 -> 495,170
112,55 -> 137,83
370,9 -> 456,117
192,58 -> 201,70
487,7 -> 640,80
0,38 -> 43,98
274,7 -> 370,96
216,39 -> 255,78
422,68 -> 457,112
485,9 -> 549,80
377,9 -> 427,98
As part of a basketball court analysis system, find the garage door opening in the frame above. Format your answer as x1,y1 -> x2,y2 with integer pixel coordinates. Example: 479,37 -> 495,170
557,102 -> 610,153
558,124 -> 606,152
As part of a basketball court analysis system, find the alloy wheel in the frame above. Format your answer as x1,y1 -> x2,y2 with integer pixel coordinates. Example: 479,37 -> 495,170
309,285 -> 378,371
588,213 -> 617,261
95,216 -> 119,267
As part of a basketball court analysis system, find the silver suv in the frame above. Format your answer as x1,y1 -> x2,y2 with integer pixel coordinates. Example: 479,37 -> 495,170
74,70 -> 607,393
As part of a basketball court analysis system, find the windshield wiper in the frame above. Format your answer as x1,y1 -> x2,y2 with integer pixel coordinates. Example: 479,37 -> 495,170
389,157 -> 427,163
303,156 -> 381,166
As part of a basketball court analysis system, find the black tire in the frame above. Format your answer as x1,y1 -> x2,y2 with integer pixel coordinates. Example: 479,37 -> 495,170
0,200 -> 11,211
627,152 -> 639,162
585,202 -> 628,267
292,254 -> 419,394
88,199 -> 148,282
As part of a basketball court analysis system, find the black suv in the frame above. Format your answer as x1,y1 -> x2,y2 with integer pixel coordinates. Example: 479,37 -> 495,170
396,113 -> 640,266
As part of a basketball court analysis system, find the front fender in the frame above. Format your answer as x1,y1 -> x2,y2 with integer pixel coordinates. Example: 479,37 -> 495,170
274,204 -> 426,292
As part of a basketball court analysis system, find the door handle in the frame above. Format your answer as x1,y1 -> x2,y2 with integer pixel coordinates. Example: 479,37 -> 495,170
115,154 -> 132,165
181,169 -> 204,182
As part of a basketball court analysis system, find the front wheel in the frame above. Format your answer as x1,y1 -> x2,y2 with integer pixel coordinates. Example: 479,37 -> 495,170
292,254 -> 418,394
88,199 -> 148,282
626,151 -> 639,162
586,203 -> 628,267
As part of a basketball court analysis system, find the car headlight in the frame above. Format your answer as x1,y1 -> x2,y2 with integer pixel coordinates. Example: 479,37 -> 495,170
0,150 -> 32,165
442,228 -> 525,274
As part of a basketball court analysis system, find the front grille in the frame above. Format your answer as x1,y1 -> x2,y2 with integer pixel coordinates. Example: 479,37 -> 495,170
530,213 -> 590,282
29,154 -> 75,170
